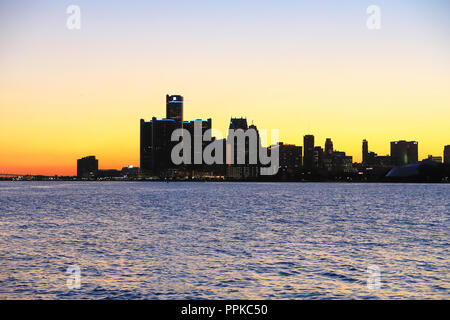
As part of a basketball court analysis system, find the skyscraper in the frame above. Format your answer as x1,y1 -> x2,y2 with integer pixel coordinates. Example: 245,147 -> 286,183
184,118 -> 213,167
390,140 -> 418,166
303,135 -> 315,171
331,152 -> 354,174
444,145 -> 450,164
141,95 -> 222,178
77,156 -> 98,178
362,139 -> 368,164
229,117 -> 248,130
325,138 -> 333,156
271,142 -> 302,179
166,94 -> 183,122
140,117 -> 179,175
314,146 -> 324,169
226,117 -> 260,179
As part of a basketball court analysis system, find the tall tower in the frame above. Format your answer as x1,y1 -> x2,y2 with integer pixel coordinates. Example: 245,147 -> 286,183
229,117 -> 248,130
390,140 -> 418,166
166,94 -> 183,122
325,138 -> 333,156
362,139 -> 368,164
303,135 -> 315,170
444,145 -> 450,164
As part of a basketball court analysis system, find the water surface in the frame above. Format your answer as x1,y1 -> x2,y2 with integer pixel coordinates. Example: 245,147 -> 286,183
0,181 -> 448,299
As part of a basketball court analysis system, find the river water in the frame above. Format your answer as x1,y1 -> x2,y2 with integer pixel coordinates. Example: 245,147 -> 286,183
0,181 -> 448,299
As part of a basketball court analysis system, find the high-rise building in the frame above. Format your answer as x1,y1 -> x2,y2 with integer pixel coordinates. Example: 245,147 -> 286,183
229,117 -> 248,130
184,118 -> 212,167
228,118 -> 249,166
281,143 -> 302,172
270,142 -> 302,179
77,156 -> 98,178
361,139 -> 392,168
141,94 -> 216,177
390,140 -> 418,166
140,117 -> 179,175
303,135 -> 315,171
325,138 -> 333,156
362,139 -> 368,164
226,118 -> 260,179
166,94 -> 183,122
444,145 -> 450,164
314,146 -> 324,169
331,152 -> 354,174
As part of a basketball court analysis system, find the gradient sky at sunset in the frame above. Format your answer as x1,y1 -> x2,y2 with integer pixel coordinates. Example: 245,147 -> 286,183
1,0 -> 449,175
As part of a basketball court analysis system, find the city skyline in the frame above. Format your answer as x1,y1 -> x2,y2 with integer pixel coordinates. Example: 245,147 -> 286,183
1,0 -> 450,175
2,92 -> 450,177
77,93 -> 449,182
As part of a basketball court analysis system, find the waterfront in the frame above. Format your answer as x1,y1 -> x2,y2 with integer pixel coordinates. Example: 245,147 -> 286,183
0,181 -> 448,299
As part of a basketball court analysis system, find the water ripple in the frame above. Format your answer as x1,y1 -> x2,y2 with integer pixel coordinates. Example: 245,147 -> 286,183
0,181 -> 449,299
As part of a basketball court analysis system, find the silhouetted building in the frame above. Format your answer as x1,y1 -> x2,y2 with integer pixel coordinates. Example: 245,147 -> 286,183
226,118 -> 260,179
121,165 -> 139,176
228,117 -> 249,169
386,159 -> 449,181
271,142 -> 302,179
96,169 -> 122,178
366,153 -> 392,167
229,117 -> 248,130
77,156 -> 98,178
386,162 -> 420,178
140,117 -> 179,175
391,140 -> 418,166
361,139 -> 392,169
141,95 -> 220,178
248,123 -> 261,176
331,151 -> 354,174
166,94 -> 183,122
325,138 -> 333,157
444,145 -> 450,164
303,135 -> 315,171
357,140 -> 393,179
314,146 -> 323,169
423,155 -> 442,163
184,118 -> 213,176
323,157 -> 333,173
362,139 -> 368,164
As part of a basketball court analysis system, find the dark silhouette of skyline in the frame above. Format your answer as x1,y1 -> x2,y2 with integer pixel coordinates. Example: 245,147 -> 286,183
2,94 -> 449,182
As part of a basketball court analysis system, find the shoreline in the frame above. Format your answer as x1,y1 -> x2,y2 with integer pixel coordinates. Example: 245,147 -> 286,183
1,179 -> 448,184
